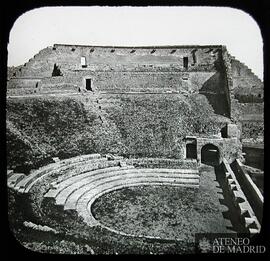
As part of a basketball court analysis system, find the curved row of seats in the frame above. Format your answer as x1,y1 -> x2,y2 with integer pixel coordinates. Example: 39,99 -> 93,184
8,154 -> 200,240
8,154 -> 125,194
44,167 -> 200,228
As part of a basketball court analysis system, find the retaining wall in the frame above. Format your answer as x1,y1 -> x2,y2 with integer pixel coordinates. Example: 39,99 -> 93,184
221,158 -> 261,233
231,159 -> 263,222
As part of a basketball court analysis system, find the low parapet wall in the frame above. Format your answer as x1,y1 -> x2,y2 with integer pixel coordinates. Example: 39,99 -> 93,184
125,158 -> 197,169
221,158 -> 261,233
231,159 -> 263,222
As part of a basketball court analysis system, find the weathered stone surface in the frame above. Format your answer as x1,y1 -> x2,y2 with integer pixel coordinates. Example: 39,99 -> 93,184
6,44 -> 263,170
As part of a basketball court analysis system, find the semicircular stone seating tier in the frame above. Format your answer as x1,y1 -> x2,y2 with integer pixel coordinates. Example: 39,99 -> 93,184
44,166 -> 200,236
9,154 -> 124,193
8,154 -> 200,240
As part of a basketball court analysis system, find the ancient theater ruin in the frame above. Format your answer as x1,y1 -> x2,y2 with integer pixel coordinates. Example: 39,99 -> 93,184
7,44 -> 264,254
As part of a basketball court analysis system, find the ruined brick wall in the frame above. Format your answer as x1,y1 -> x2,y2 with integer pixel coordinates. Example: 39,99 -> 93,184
6,44 -> 264,168
7,78 -> 41,89
231,58 -> 263,100
239,103 -> 264,116
229,57 -> 264,141
8,45 -> 223,87
7,45 -> 231,117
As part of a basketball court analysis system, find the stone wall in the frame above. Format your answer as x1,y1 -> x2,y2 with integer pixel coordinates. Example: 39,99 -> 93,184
231,58 -> 263,97
7,78 -> 41,89
8,44 -> 222,81
7,44 -> 233,119
230,57 -> 264,117
239,103 -> 264,116
6,44 -> 264,166
125,158 -> 197,169
231,159 -> 263,223
7,92 -> 232,170
195,137 -> 242,164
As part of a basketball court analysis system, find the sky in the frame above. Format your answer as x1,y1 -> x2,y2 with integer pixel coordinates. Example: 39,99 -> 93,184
7,6 -> 263,80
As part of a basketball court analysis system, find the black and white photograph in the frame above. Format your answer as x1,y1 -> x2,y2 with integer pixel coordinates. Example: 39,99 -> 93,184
3,3 -> 268,255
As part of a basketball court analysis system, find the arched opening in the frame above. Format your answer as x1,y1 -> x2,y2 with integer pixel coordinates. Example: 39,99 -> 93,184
201,144 -> 220,166
186,143 -> 197,159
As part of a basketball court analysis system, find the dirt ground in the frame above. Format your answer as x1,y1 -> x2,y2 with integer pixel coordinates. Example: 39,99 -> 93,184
92,165 -> 234,240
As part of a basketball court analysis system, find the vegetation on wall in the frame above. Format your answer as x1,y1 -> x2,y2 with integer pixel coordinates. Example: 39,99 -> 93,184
6,97 -> 123,172
105,94 -> 228,158
7,94 -> 229,172
241,121 -> 264,140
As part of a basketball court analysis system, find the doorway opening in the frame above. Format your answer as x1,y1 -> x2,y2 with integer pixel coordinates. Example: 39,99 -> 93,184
186,143 -> 197,159
183,57 -> 189,69
85,78 -> 92,91
201,144 -> 220,166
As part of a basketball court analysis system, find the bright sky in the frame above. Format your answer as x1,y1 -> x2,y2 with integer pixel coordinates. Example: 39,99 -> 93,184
8,6 -> 263,80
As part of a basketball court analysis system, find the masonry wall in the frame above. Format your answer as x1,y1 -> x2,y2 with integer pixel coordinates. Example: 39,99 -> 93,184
230,58 -> 264,113
7,45 -> 231,118
7,92 -> 232,171
6,44 -> 264,166
231,59 -> 263,98
8,45 -> 222,80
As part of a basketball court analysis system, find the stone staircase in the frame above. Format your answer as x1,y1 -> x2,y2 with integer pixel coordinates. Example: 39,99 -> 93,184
44,167 -> 200,227
222,158 -> 261,234
229,55 -> 263,85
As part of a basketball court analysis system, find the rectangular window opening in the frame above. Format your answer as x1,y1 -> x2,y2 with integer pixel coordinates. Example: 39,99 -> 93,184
81,56 -> 87,67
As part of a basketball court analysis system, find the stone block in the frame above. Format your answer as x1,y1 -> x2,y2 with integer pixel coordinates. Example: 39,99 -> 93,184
52,157 -> 60,163
227,124 -> 240,138
119,161 -> 127,167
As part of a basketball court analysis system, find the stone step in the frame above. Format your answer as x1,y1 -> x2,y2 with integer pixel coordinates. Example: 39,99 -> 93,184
232,190 -> 245,203
136,168 -> 199,174
231,57 -> 262,82
23,157 -> 110,194
15,163 -> 61,192
63,173 -> 199,210
248,228 -> 260,234
229,184 -> 237,191
7,170 -> 14,178
46,166 -> 132,200
228,178 -> 236,185
61,153 -> 101,165
16,155 -> 107,193
7,173 -> 26,188
53,168 -> 199,206
105,154 -> 124,161
244,217 -> 257,229
15,163 -> 61,193
225,172 -> 232,179
57,168 -> 158,206
237,201 -> 253,216
44,165 -> 134,199
51,157 -> 116,185
46,166 -> 198,199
